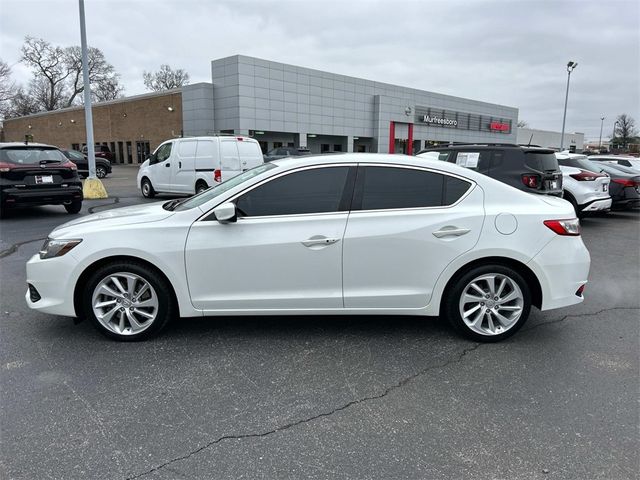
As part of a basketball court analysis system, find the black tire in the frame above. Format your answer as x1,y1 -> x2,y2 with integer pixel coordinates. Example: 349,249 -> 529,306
443,264 -> 532,342
195,181 -> 209,194
141,177 -> 155,198
64,200 -> 82,214
81,261 -> 176,341
563,191 -> 585,218
96,165 -> 107,178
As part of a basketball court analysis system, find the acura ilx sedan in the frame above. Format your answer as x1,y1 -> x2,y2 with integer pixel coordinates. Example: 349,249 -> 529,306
26,154 -> 590,342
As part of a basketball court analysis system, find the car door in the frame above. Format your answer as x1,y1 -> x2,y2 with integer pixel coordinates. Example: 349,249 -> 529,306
151,141 -> 174,192
342,164 -> 484,309
172,139 -> 197,193
184,164 -> 357,311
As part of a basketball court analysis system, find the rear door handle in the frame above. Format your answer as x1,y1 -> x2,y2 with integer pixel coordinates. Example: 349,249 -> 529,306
302,236 -> 340,248
432,227 -> 471,238
179,161 -> 182,168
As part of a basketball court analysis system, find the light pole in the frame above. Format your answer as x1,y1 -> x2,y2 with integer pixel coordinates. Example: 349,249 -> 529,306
560,61 -> 578,151
598,116 -> 605,150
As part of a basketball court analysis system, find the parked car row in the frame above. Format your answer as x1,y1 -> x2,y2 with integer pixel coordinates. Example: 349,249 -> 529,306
417,144 -> 639,216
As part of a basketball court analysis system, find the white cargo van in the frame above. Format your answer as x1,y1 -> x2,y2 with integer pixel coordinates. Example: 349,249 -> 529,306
136,135 -> 264,197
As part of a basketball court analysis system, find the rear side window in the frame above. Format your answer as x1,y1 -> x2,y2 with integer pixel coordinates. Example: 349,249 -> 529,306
354,166 -> 471,210
236,166 -> 353,217
524,152 -> 559,172
237,141 -> 262,160
455,151 -> 491,173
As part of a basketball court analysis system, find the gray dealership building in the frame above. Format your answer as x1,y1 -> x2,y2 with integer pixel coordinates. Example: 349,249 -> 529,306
182,55 -> 519,154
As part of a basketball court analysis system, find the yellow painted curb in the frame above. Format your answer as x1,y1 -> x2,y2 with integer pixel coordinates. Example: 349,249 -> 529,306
83,177 -> 108,199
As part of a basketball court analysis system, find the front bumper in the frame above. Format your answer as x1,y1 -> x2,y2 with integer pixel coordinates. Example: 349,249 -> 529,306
2,185 -> 82,207
25,252 -> 78,317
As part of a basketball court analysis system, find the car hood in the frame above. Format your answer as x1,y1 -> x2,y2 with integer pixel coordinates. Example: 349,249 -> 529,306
51,202 -> 173,238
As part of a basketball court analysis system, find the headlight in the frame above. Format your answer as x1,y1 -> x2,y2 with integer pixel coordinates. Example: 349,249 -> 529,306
39,238 -> 82,259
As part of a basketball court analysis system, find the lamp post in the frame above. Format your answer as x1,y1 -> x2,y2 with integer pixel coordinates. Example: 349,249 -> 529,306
598,116 -> 605,150
559,61 -> 578,151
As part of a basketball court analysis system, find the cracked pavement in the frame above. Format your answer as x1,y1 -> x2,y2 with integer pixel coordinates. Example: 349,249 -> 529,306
1,167 -> 638,480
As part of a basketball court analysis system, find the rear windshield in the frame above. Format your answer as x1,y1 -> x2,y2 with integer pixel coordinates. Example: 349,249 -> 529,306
0,146 -> 66,164
524,152 -> 559,172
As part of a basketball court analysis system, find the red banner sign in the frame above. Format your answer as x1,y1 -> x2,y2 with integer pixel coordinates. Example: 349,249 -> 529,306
489,121 -> 510,132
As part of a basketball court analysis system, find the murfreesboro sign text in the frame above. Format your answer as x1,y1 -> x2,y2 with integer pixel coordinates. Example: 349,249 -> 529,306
415,106 -> 512,134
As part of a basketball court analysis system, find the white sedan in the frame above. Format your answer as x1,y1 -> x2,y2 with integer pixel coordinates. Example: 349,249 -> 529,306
26,153 -> 590,342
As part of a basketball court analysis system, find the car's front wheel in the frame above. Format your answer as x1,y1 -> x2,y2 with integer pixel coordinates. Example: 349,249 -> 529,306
82,261 -> 175,341
141,178 -> 155,198
444,265 -> 531,342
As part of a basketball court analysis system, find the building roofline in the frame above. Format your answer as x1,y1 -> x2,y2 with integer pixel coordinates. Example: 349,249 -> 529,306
3,88 -> 182,122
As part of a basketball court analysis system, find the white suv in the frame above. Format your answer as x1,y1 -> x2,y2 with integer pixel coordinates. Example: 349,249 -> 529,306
557,153 -> 612,217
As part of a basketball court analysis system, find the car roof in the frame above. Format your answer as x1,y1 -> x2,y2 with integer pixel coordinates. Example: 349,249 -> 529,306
0,142 -> 58,149
419,144 -> 555,154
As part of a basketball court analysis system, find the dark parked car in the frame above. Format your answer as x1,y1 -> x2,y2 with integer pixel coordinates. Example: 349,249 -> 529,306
587,155 -> 640,173
61,149 -> 112,178
417,144 -> 563,196
0,143 -> 83,214
263,146 -> 312,161
556,153 -> 640,210
82,144 -> 115,162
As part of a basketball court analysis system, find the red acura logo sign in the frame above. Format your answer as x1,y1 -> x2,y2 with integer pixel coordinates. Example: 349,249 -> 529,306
489,121 -> 510,131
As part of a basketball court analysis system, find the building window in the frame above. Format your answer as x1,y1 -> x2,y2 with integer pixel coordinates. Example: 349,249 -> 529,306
321,144 -> 330,153
287,142 -> 295,147
333,144 -> 342,152
117,142 -> 124,164
273,142 -> 283,149
258,141 -> 268,153
136,141 -> 150,163
71,143 -> 80,151
126,141 -> 133,164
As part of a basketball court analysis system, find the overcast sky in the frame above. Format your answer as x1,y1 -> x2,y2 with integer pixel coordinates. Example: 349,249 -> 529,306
1,0 -> 638,140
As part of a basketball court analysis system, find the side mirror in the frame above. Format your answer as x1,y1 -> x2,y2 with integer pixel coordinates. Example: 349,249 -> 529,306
213,202 -> 237,223
148,153 -> 157,164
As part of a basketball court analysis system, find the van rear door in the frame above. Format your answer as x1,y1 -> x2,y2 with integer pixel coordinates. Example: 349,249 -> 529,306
237,139 -> 264,171
219,139 -> 241,182
172,139 -> 197,193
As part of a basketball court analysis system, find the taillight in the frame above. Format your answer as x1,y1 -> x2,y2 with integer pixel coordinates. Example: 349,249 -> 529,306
214,169 -> 222,183
521,174 -> 540,188
0,162 -> 15,173
543,219 -> 581,236
611,178 -> 637,187
61,160 -> 77,170
570,170 -> 604,181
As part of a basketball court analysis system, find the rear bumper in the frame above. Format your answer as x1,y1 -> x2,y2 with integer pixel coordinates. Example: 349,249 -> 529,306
580,197 -> 612,212
527,235 -> 591,311
1,185 -> 83,207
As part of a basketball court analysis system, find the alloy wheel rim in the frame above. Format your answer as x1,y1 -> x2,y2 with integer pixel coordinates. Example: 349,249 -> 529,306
142,182 -> 150,195
92,272 -> 158,335
458,273 -> 524,336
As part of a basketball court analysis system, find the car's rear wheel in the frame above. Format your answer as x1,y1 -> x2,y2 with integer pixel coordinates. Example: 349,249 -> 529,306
141,178 -> 155,198
96,165 -> 107,178
64,200 -> 82,214
444,265 -> 531,342
82,261 -> 175,341
195,180 -> 209,194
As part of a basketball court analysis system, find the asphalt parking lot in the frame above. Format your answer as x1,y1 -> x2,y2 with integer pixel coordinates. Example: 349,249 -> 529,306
1,166 -> 638,480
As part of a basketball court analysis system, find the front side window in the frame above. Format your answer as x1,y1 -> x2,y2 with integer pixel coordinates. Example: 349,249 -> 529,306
155,142 -> 172,162
353,166 -> 470,210
236,166 -> 353,217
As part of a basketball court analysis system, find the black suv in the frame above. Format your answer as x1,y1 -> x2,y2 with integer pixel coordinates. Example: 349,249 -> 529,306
417,144 -> 563,196
264,146 -> 312,161
0,143 -> 83,214
61,149 -> 112,178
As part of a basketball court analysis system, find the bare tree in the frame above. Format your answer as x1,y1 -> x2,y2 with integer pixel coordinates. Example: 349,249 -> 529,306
612,114 -> 638,147
0,59 -> 17,103
1,86 -> 40,118
143,64 -> 190,91
20,36 -> 123,111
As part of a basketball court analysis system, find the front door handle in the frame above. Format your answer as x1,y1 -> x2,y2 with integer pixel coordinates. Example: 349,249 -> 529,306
432,227 -> 471,238
302,235 -> 340,248
165,163 -> 170,167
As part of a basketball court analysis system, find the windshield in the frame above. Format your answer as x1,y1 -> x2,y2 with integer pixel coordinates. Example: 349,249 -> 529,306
0,146 -> 67,164
173,162 -> 278,211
